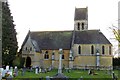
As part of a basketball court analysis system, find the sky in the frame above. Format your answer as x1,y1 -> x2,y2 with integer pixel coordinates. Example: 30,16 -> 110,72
7,0 -> 120,52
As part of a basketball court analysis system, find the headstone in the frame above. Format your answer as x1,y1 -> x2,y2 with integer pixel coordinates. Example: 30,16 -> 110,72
44,68 -> 47,73
21,67 -> 26,76
30,67 -> 33,72
112,71 -> 117,80
48,66 -> 52,72
21,68 -> 24,76
39,68 -> 41,73
0,68 -> 3,74
2,69 -> 7,77
88,69 -> 92,75
14,66 -> 18,76
79,76 -> 83,80
6,65 -> 9,71
46,76 -> 50,80
9,67 -> 13,76
41,68 -> 46,73
35,67 -> 38,74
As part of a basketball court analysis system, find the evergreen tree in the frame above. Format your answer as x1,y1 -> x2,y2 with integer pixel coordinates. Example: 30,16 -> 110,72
2,2 -> 18,66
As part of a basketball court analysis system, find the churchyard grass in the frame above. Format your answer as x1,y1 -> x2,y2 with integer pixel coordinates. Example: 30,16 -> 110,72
13,69 -> 119,79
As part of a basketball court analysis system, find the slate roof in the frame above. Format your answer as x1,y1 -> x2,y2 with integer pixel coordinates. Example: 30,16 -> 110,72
30,31 -> 73,50
74,8 -> 88,20
74,30 -> 111,44
20,30 -> 111,52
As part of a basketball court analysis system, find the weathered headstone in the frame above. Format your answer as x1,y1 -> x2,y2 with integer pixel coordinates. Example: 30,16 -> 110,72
41,68 -> 46,73
44,68 -> 47,73
9,67 -> 13,76
14,66 -> 18,77
21,68 -> 24,76
39,68 -> 41,73
112,71 -> 117,80
46,76 -> 50,80
0,68 -> 3,74
6,65 -> 9,71
88,69 -> 92,75
30,67 -> 33,72
35,67 -> 38,74
79,76 -> 83,80
48,66 -> 52,72
2,69 -> 7,77
21,67 -> 26,76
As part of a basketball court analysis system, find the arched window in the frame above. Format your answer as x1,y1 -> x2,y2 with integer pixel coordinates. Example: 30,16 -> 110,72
30,47 -> 32,51
77,23 -> 80,30
102,46 -> 105,55
82,23 -> 84,30
26,47 -> 27,51
62,54 -> 64,59
78,46 -> 81,54
109,46 -> 111,55
44,51 -> 49,59
91,45 -> 94,54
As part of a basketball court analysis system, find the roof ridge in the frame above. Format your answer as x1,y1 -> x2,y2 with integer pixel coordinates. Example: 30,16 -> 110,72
74,29 -> 100,32
75,7 -> 87,9
86,29 -> 100,31
31,30 -> 73,33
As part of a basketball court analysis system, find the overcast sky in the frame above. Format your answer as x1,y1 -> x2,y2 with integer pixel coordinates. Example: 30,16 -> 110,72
7,0 -> 119,50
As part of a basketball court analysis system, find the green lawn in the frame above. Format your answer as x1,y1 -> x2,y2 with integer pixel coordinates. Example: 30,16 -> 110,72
13,69 -> 119,79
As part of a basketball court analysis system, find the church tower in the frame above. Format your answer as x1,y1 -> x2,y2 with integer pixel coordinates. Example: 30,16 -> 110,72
74,7 -> 88,31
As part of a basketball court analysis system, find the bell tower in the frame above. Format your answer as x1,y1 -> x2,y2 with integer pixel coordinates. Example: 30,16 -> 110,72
74,7 -> 88,31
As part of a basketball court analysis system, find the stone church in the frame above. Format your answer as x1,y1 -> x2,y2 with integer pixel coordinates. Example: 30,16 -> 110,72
20,7 -> 113,69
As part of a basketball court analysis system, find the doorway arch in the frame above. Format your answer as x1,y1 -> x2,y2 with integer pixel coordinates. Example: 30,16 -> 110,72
25,56 -> 31,68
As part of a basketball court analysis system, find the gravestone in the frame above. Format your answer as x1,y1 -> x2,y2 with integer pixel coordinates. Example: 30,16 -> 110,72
21,68 -> 24,76
112,71 -> 117,80
48,66 -> 52,72
6,65 -> 9,71
46,76 -> 50,80
41,68 -> 46,73
2,69 -> 7,77
30,67 -> 33,72
35,67 -> 38,74
9,67 -> 13,76
39,68 -> 41,73
44,68 -> 47,73
14,66 -> 18,77
78,76 -> 83,80
0,68 -> 3,75
21,67 -> 26,76
88,69 -> 92,75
